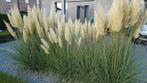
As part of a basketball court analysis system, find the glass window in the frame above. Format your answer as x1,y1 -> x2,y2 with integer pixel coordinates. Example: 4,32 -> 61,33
6,0 -> 11,2
57,2 -> 62,10
145,0 -> 147,8
37,0 -> 40,5
84,5 -> 89,19
25,0 -> 29,3
77,6 -> 81,19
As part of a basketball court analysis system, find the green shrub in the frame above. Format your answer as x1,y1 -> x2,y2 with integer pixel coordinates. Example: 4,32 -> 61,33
44,33 -> 140,83
12,35 -> 49,71
0,72 -> 27,83
0,14 -> 9,30
5,0 -> 146,82
0,12 -> 27,30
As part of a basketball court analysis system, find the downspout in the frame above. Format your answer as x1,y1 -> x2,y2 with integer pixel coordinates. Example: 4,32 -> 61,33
17,0 -> 20,11
63,0 -> 66,21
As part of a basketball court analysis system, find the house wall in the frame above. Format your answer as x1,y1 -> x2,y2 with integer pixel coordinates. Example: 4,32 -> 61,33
41,0 -> 95,21
18,0 -> 37,12
41,0 -> 61,14
0,0 -> 17,13
67,1 -> 94,21
0,0 -> 38,13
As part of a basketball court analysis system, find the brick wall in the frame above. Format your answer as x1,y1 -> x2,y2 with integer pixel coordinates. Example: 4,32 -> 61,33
0,0 -> 38,14
18,0 -> 37,12
0,0 -> 17,13
41,0 -> 95,21
67,1 -> 94,21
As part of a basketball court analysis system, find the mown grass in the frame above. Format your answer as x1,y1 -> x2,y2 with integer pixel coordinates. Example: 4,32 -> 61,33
0,31 -> 10,37
0,72 -> 26,83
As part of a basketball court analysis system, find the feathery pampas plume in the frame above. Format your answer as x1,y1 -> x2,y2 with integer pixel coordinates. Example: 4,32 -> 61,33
23,28 -> 29,43
35,20 -> 44,38
58,36 -> 63,47
41,39 -> 50,54
27,7 -> 35,34
49,28 -> 58,43
41,44 -> 49,54
57,20 -> 64,36
129,0 -> 145,38
77,37 -> 82,48
129,0 -> 145,26
23,15 -> 29,42
41,39 -> 49,49
74,20 -> 81,37
81,24 -> 86,39
47,32 -> 54,43
107,0 -> 124,32
4,21 -> 17,39
95,3 -> 106,36
122,0 -> 129,28
65,23 -> 72,44
68,18 -> 74,34
4,0 -> 146,48
8,5 -> 23,29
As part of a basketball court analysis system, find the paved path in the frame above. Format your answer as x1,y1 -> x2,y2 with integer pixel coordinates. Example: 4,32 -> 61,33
0,42 -> 147,83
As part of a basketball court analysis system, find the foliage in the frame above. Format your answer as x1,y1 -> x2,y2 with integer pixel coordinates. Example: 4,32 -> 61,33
0,12 -> 27,30
0,14 -> 9,30
4,0 -> 146,83
45,33 -> 139,83
12,35 -> 49,71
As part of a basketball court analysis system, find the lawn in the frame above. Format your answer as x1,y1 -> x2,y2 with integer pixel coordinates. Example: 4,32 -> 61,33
0,72 -> 27,83
0,31 -> 10,37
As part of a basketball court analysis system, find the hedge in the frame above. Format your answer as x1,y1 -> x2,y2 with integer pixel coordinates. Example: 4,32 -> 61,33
0,11 -> 27,30
0,14 -> 9,30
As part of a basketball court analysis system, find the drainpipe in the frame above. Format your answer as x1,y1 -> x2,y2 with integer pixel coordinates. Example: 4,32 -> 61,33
63,0 -> 66,21
17,0 -> 20,11
38,0 -> 41,8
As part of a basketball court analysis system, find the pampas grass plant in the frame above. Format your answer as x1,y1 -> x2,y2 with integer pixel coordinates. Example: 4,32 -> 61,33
5,0 -> 146,82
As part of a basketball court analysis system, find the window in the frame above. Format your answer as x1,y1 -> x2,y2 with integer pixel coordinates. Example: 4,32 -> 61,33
57,3 -> 62,9
77,6 -> 81,19
145,0 -> 147,8
55,2 -> 62,15
6,0 -> 11,2
25,0 -> 29,3
55,2 -> 62,11
84,5 -> 89,19
37,0 -> 40,4
77,5 -> 89,21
